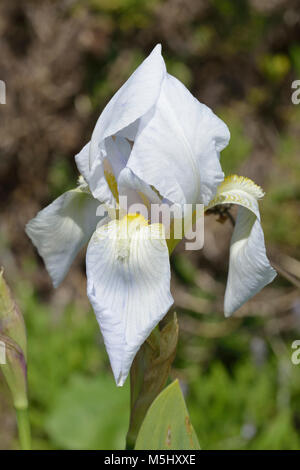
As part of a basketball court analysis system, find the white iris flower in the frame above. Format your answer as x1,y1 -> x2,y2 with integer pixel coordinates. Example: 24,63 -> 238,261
26,45 -> 276,386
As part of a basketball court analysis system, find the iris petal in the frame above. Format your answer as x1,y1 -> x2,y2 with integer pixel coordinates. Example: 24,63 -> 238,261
88,45 -> 166,183
86,214 -> 173,386
126,74 -> 230,207
26,185 -> 105,287
207,175 -> 276,315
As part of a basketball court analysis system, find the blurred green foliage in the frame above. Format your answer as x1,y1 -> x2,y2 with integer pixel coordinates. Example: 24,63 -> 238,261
1,273 -> 299,449
5,276 -> 128,449
219,107 -> 253,175
46,374 -> 129,449
188,356 -> 300,449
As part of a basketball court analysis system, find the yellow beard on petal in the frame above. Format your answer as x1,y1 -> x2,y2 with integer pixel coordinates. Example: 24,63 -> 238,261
116,214 -> 148,262
218,175 -> 264,198
206,174 -> 265,211
116,214 -> 165,262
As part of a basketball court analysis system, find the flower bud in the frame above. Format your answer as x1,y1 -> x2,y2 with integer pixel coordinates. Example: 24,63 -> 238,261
0,268 -> 28,409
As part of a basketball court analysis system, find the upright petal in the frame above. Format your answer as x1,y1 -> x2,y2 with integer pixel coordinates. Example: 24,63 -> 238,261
89,44 -> 166,171
127,73 -> 230,207
206,175 -> 277,316
105,136 -> 132,181
75,143 -> 116,207
26,184 -> 105,287
86,214 -> 173,386
118,166 -> 162,213
74,142 -> 90,183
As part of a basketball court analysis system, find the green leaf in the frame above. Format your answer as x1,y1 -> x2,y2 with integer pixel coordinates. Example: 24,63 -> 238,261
135,380 -> 200,450
45,373 -> 129,449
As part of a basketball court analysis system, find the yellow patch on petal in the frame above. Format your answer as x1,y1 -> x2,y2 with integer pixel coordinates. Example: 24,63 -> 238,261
206,174 -> 264,212
113,214 -> 164,262
93,213 -> 166,266
104,169 -> 119,203
123,213 -> 148,228
77,175 -> 91,194
219,175 -> 264,198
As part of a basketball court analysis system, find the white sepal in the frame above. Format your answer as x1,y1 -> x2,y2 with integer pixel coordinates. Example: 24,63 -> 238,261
86,214 -> 173,386
26,186 -> 105,287
224,207 -> 276,316
207,175 -> 276,315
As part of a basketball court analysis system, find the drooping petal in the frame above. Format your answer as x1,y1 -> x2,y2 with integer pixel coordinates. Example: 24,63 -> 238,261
89,44 -> 166,173
86,214 -> 173,386
224,207 -> 276,316
126,73 -> 230,207
207,175 -> 276,316
206,174 -> 264,218
26,184 -> 105,287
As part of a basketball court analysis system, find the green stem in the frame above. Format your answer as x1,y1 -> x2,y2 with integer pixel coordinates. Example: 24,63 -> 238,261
16,407 -> 31,450
125,337 -> 156,450
125,312 -> 178,449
